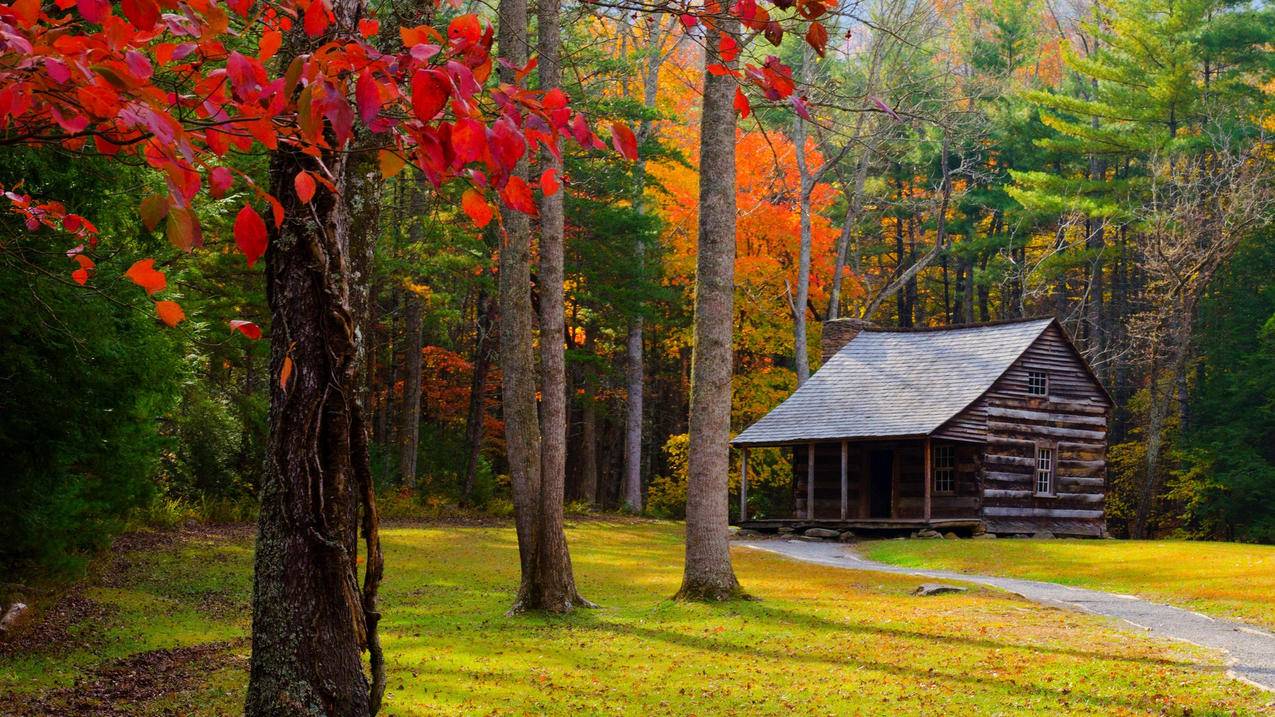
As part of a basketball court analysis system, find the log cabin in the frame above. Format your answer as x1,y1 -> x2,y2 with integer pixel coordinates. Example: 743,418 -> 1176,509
732,317 -> 1112,537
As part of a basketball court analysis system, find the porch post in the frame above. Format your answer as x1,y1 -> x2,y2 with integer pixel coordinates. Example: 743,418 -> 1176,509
839,440 -> 848,520
923,436 -> 933,522
739,447 -> 748,522
807,442 -> 815,520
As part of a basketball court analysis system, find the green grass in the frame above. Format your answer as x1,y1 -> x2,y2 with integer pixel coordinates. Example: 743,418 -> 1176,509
3,522 -> 1271,716
865,538 -> 1275,632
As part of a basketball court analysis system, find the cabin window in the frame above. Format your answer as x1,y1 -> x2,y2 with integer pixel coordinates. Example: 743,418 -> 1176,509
1035,445 -> 1055,495
1027,369 -> 1049,396
933,444 -> 954,493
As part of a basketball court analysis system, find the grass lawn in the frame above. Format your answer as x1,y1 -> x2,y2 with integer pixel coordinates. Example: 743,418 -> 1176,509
2,522 -> 1271,716
864,538 -> 1275,633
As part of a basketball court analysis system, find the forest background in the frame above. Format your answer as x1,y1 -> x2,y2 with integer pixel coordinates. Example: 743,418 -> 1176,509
3,0 -> 1273,581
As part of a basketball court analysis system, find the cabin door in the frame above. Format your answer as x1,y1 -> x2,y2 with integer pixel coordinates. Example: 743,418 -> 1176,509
868,449 -> 893,519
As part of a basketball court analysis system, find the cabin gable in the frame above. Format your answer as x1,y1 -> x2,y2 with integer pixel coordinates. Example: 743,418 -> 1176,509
932,322 -> 1110,536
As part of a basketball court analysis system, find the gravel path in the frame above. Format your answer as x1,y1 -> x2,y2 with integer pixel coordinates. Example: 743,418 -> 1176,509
739,539 -> 1275,692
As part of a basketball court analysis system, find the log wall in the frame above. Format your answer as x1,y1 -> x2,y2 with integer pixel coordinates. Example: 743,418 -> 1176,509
955,324 -> 1111,536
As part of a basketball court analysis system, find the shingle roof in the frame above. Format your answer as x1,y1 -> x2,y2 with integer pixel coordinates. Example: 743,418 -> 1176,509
732,318 -> 1055,446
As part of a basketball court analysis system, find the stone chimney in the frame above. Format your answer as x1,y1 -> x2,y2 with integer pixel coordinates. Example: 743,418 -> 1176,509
820,318 -> 873,363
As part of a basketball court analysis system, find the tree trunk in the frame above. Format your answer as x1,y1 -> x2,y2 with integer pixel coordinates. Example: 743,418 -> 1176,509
494,0 -> 588,614
398,294 -> 422,488
791,43 -> 814,385
622,318 -> 644,511
245,4 -> 384,713
461,289 -> 494,502
676,20 -> 742,602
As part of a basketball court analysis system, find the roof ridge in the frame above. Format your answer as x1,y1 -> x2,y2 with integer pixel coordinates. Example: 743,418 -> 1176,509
861,316 -> 1054,334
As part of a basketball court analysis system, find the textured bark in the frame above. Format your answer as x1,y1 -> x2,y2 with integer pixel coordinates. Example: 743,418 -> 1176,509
398,294 -> 422,488
621,319 -> 644,510
676,22 -> 742,602
245,2 -> 384,713
791,44 -> 814,385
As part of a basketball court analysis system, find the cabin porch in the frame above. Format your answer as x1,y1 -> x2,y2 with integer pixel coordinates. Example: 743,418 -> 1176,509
734,438 -> 983,531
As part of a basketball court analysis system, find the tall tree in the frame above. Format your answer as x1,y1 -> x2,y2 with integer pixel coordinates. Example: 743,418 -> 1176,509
497,0 -> 591,613
245,7 -> 386,714
676,18 -> 743,601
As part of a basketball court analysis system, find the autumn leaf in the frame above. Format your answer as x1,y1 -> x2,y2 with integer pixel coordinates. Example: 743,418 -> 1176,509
70,254 -> 94,286
280,353 -> 294,391
379,150 -> 407,178
411,69 -> 449,122
209,167 -> 233,199
234,204 -> 268,268
805,22 -> 829,58
294,171 -> 316,204
120,0 -> 159,31
734,88 -> 752,119
678,13 -> 697,29
540,168 -> 561,197
125,258 -> 167,295
166,206 -> 199,252
611,122 -> 638,161
719,35 -> 739,62
358,18 -> 379,37
499,176 -> 538,216
303,0 -> 330,37
448,14 -> 482,44
461,188 -> 494,227
155,300 -> 185,327
259,30 -> 282,62
356,71 -> 380,124
139,195 -> 169,231
229,319 -> 262,340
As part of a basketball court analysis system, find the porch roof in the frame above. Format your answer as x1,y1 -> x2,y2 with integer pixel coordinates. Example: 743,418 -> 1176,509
732,318 -> 1054,447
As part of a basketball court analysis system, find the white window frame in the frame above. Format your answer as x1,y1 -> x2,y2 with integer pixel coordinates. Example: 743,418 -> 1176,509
1035,444 -> 1056,496
1027,369 -> 1049,397
933,444 -> 955,494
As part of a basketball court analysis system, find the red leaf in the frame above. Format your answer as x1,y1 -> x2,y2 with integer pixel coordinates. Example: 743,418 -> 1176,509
499,176 -> 538,216
70,254 -> 94,285
461,188 -> 494,228
229,319 -> 262,340
540,168 -> 560,197
543,87 -> 568,110
356,71 -> 380,124
155,300 -> 185,327
125,258 -> 166,295
411,69 -> 449,122
734,87 -> 751,119
294,171 -> 316,204
805,22 -> 828,57
678,13 -> 697,29
448,14 -> 482,44
120,0 -> 158,30
304,0 -> 330,37
234,204 -> 268,268
707,64 -> 737,77
209,167 -> 233,199
358,18 -> 379,37
871,95 -> 902,121
790,95 -> 812,121
259,30 -> 282,62
719,35 -> 739,62
610,122 -> 638,161
452,118 -> 486,164
76,0 -> 109,23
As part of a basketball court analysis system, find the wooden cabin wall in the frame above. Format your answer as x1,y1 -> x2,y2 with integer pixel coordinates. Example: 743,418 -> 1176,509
930,443 -> 981,518
793,443 -> 864,519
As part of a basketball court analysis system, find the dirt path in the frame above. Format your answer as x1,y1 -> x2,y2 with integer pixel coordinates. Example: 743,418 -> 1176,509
740,539 -> 1275,693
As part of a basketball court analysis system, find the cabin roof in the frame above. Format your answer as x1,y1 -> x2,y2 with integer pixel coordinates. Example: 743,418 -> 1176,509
732,317 -> 1060,447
